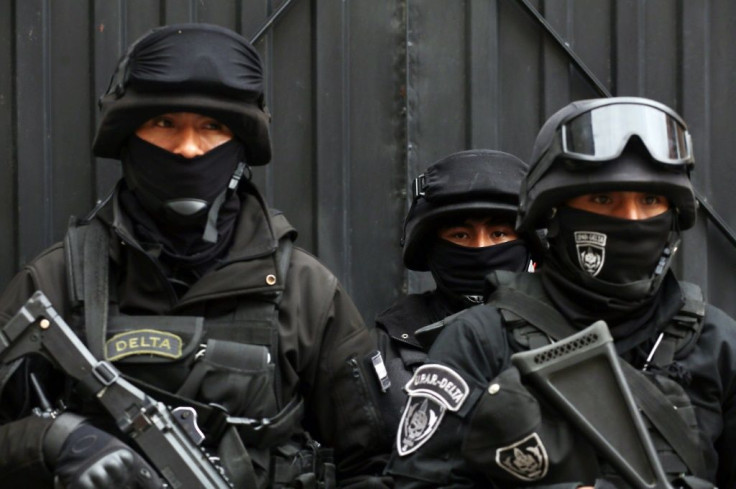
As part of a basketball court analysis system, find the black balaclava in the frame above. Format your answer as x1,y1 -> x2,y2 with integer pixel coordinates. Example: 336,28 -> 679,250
428,239 -> 530,305
550,206 -> 676,291
542,206 -> 681,345
120,135 -> 247,284
122,134 -> 245,237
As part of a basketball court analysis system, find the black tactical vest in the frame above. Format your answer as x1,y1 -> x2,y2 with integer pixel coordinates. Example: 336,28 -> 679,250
63,214 -> 335,489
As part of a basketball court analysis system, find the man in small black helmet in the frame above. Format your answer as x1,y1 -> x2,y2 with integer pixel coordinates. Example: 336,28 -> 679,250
387,97 -> 736,489
373,149 -> 534,435
0,24 -> 390,489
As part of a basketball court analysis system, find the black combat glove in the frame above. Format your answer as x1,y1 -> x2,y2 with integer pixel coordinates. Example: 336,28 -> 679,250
48,418 -> 164,489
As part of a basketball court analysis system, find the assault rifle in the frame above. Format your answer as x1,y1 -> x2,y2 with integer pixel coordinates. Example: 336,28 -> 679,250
511,320 -> 674,489
0,290 -> 232,489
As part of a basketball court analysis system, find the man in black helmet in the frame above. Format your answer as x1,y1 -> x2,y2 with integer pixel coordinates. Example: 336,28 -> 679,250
387,97 -> 736,489
373,149 -> 534,434
0,24 -> 389,489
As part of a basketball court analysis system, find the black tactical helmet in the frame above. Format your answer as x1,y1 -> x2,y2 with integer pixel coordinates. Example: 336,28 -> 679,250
93,23 -> 272,165
517,97 -> 696,232
402,149 -> 528,271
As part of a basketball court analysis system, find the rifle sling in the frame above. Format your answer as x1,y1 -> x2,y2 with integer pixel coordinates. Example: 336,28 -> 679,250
621,362 -> 706,477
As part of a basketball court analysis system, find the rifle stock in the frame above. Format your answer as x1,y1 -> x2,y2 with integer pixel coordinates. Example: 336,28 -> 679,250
0,290 -> 233,489
511,320 -> 673,489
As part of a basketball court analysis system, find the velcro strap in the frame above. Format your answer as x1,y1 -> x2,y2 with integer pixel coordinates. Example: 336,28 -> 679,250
42,413 -> 86,466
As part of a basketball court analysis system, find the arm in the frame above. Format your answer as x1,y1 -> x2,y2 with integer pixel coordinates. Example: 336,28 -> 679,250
283,250 -> 391,487
388,307 -> 615,489
387,306 -> 510,488
0,291 -> 229,489
312,283 -> 392,487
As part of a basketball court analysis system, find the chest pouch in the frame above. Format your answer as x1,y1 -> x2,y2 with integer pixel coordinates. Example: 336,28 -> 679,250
105,314 -> 204,392
177,338 -> 279,422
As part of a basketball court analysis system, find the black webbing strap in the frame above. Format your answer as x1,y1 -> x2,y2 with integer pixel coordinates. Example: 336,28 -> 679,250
649,282 -> 705,368
621,362 -> 706,477
488,285 -> 705,478
486,287 -> 577,341
81,219 -> 110,360
64,217 -> 86,307
64,217 -> 111,359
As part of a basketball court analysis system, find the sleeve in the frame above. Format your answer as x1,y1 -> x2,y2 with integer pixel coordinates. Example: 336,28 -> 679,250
386,306 -> 601,489
386,308 -> 508,489
0,416 -> 56,488
287,252 -> 392,488
320,284 -> 395,487
705,306 -> 736,489
0,245 -> 69,486
0,243 -> 70,326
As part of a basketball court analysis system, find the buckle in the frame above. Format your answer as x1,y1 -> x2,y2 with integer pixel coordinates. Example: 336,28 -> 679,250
92,361 -> 119,387
412,174 -> 427,200
228,162 -> 247,191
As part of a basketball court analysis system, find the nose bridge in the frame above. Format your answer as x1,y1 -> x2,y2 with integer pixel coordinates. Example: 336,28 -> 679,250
617,194 -> 641,220
172,125 -> 204,158
475,223 -> 494,247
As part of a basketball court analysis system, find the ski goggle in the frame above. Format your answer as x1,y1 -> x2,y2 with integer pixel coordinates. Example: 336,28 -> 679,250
528,102 -> 694,188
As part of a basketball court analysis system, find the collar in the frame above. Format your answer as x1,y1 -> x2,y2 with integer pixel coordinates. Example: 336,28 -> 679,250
93,180 -> 297,307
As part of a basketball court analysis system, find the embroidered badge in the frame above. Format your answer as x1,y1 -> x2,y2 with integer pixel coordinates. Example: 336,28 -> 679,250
106,329 -> 183,361
396,395 -> 445,456
405,364 -> 470,411
396,364 -> 471,456
496,432 -> 549,481
574,231 -> 607,277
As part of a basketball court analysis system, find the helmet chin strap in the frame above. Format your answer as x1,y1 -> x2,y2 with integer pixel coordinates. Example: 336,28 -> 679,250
648,230 -> 681,294
201,161 -> 248,243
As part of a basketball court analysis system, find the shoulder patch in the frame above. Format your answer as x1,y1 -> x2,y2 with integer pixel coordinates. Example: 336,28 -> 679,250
396,395 -> 446,456
495,432 -> 549,481
405,364 -> 470,411
106,329 -> 183,361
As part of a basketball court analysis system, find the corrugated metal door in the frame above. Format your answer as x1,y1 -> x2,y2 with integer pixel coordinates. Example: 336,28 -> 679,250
2,0 -> 736,324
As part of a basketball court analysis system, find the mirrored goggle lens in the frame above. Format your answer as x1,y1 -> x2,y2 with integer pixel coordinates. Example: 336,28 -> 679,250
561,104 -> 692,164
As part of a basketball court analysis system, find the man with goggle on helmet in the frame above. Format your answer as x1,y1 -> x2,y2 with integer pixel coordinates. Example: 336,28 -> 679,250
372,150 -> 535,450
386,98 -> 736,489
0,24 -> 391,489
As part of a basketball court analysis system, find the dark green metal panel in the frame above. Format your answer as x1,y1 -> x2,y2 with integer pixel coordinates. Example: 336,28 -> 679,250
3,0 -> 736,324
0,0 -> 14,285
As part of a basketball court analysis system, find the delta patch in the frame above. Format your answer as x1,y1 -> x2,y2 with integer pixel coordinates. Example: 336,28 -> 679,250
396,364 -> 470,456
574,231 -> 607,277
496,432 -> 549,481
106,329 -> 183,361
405,364 -> 470,411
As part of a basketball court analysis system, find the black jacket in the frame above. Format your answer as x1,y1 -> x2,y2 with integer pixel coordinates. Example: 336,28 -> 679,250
375,291 -> 467,445
0,183 -> 390,488
387,271 -> 736,489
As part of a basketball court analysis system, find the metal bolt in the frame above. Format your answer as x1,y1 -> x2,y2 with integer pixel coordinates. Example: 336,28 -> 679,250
39,319 -> 50,329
